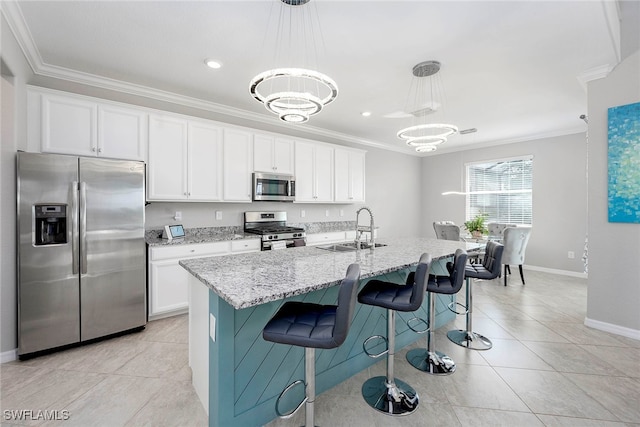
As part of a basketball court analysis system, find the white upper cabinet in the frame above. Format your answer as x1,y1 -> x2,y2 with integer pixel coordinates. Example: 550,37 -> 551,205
188,122 -> 223,201
98,105 -> 147,161
223,128 -> 253,202
42,95 -> 97,157
148,116 -> 223,202
253,133 -> 294,175
334,148 -> 366,203
147,115 -> 189,200
38,90 -> 146,161
294,141 -> 334,202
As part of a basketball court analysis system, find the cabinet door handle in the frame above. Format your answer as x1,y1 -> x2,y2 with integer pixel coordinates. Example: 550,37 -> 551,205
98,148 -> 102,153
91,147 -> 96,152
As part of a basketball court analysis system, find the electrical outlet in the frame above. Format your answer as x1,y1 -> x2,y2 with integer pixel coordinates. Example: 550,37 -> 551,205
568,251 -> 575,259
215,211 -> 222,220
340,209 -> 344,217
209,314 -> 216,342
174,211 -> 182,221
325,209 -> 330,217
300,209 -> 305,218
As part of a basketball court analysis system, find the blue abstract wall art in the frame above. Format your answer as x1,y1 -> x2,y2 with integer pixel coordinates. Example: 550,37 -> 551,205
608,101 -> 640,223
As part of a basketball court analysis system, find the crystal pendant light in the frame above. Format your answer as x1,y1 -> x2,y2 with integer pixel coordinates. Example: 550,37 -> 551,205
250,0 -> 338,124
397,61 -> 458,152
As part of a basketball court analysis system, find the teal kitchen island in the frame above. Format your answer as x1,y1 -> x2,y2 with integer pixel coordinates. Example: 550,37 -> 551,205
180,237 -> 482,427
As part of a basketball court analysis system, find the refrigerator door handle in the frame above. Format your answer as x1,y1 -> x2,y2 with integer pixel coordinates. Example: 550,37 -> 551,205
71,181 -> 79,275
79,181 -> 88,275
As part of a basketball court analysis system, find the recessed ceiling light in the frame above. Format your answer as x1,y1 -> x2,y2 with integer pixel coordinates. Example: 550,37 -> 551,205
361,111 -> 372,117
205,59 -> 222,69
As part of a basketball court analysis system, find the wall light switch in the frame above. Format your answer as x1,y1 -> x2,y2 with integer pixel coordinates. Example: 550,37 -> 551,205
210,314 -> 216,342
215,211 -> 222,220
300,209 -> 306,218
340,209 -> 344,217
325,210 -> 330,217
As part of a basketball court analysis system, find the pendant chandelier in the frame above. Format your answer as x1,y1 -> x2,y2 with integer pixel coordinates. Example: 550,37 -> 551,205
397,60 -> 458,152
250,0 -> 338,124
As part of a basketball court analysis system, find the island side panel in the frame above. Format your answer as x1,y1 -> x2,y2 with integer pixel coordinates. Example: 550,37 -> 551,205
203,258 -> 455,427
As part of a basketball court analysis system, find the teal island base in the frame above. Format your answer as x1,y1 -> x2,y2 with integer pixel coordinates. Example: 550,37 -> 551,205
188,261 -> 456,427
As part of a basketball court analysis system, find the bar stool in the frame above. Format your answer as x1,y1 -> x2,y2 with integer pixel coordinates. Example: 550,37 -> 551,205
406,249 -> 468,375
262,264 -> 360,427
447,241 -> 504,350
357,253 -> 432,416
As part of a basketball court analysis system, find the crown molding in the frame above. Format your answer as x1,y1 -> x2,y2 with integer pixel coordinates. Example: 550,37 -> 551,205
576,64 -> 615,92
1,0 -> 41,72
426,126 -> 587,157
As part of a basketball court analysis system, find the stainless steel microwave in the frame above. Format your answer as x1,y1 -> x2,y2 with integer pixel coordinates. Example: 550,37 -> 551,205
252,173 -> 296,202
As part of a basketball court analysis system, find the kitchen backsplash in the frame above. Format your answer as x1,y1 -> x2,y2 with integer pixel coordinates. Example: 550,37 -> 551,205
145,221 -> 356,241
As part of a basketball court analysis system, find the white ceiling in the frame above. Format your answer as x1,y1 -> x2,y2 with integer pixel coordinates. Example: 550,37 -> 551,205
5,1 -> 619,155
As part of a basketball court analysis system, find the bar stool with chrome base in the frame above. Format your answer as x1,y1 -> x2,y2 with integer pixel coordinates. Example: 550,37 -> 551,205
357,253 -> 432,416
406,249 -> 468,375
262,264 -> 360,427
447,241 -> 504,350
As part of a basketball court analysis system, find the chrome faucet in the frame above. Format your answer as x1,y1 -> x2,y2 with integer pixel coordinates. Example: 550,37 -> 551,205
355,207 -> 375,249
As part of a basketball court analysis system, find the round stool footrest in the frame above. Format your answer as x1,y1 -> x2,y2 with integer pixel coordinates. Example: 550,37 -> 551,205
361,376 -> 419,416
406,316 -> 430,334
363,335 -> 388,358
275,379 -> 307,419
447,300 -> 469,316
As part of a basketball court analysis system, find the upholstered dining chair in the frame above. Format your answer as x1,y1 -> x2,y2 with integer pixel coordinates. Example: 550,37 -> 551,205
487,222 -> 517,241
433,221 -> 462,241
502,226 -> 532,286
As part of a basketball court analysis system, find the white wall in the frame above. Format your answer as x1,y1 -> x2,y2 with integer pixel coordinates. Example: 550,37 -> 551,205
586,48 -> 640,337
421,132 -> 589,274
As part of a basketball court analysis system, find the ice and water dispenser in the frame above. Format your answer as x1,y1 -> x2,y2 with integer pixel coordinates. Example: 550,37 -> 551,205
34,204 -> 67,245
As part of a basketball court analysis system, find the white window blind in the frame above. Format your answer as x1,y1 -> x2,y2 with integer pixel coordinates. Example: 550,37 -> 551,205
465,156 -> 533,224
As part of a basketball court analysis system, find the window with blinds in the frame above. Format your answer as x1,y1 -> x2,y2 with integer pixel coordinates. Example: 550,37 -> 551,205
465,156 -> 533,224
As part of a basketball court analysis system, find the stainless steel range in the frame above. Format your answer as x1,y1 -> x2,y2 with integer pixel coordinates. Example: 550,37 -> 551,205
244,211 -> 306,250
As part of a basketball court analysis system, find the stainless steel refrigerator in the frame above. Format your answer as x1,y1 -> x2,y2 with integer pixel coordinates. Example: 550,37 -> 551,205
17,152 -> 146,357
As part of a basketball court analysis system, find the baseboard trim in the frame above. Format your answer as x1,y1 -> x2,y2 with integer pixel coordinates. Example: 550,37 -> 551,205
524,264 -> 588,279
1,348 -> 18,364
584,317 -> 640,341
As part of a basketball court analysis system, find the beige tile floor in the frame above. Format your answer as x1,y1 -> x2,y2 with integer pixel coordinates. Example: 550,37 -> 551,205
2,270 -> 639,426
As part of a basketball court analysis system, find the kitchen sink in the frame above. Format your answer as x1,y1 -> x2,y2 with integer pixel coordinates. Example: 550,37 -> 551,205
316,242 -> 387,252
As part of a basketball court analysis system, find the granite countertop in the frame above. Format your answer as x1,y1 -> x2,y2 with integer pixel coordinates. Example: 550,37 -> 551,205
145,221 -> 356,247
180,236 -> 483,310
146,229 -> 259,246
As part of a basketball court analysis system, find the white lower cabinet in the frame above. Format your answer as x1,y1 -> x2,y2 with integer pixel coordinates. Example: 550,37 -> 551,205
148,239 -> 259,319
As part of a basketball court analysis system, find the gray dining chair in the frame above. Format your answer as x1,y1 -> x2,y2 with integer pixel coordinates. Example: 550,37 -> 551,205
487,222 -> 517,241
502,226 -> 532,286
433,221 -> 461,241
